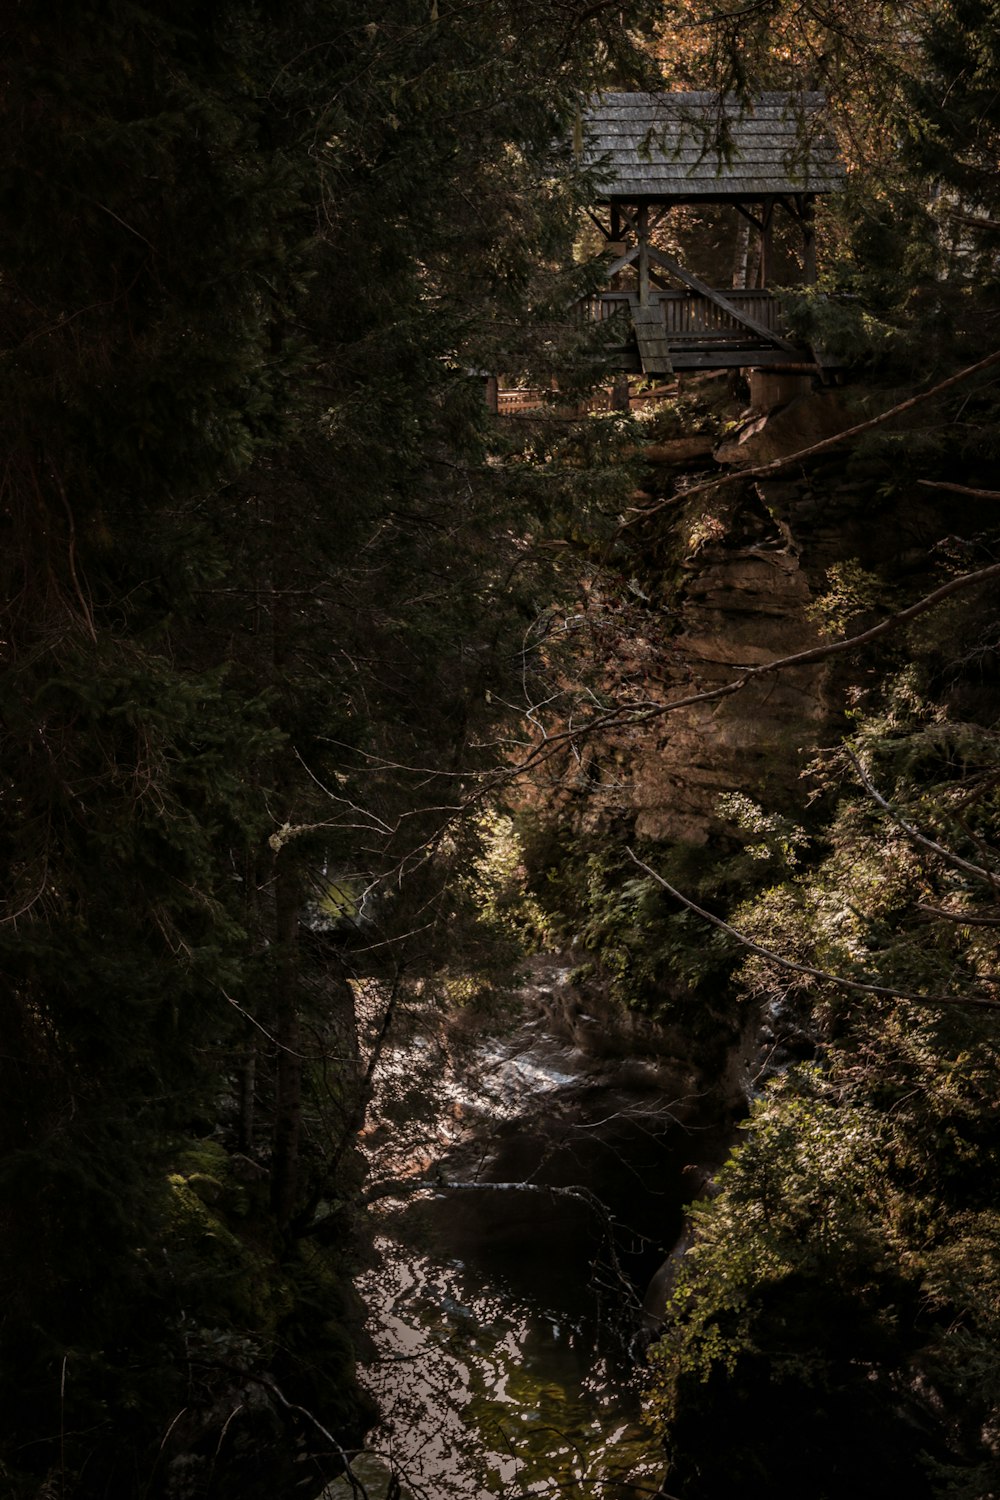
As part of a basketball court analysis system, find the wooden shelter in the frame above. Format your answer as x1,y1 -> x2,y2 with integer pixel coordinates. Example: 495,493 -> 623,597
578,92 -> 844,376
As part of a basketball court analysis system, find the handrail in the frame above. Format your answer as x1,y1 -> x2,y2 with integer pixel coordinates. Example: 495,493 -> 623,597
575,287 -> 788,341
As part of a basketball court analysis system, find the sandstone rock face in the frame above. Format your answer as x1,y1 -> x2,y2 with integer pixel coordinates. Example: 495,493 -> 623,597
714,391 -> 852,467
531,386 -> 969,850
643,436 -> 717,465
616,446 -> 964,844
630,503 -> 829,842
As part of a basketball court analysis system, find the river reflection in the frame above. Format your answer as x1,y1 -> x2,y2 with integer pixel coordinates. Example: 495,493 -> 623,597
330,974 -> 679,1499
339,1227 -> 663,1500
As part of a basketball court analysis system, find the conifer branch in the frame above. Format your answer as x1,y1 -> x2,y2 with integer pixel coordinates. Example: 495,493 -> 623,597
846,746 -> 1000,890
625,849 -> 1000,1012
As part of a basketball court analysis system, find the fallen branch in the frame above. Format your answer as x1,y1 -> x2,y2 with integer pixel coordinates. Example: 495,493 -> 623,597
625,849 -> 1000,1012
946,210 -> 1000,232
259,1376 -> 370,1500
624,346 -> 1000,527
917,478 -> 1000,500
364,1177 -> 613,1210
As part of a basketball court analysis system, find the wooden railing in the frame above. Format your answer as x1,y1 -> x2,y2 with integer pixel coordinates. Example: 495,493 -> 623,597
663,290 -> 784,339
496,388 -> 547,414
495,384 -> 674,416
576,288 -> 788,341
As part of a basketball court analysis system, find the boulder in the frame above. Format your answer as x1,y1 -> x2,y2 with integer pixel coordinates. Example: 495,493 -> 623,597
715,391 -> 851,467
643,435 -> 717,465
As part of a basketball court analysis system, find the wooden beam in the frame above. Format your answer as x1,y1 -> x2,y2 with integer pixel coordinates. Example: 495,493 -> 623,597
801,194 -> 817,284
606,244 -> 640,278
774,194 -> 818,281
614,204 -> 640,235
733,203 -> 766,233
645,246 -> 799,353
670,351 -> 819,369
612,373 -> 631,410
638,203 -> 650,306
585,208 -> 613,239
778,193 -> 817,223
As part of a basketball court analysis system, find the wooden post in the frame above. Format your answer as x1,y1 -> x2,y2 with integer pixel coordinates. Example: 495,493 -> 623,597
638,202 -> 650,306
485,374 -> 499,413
612,373 -> 630,411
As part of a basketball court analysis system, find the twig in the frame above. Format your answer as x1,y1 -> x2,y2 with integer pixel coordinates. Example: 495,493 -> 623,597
625,849 -> 1000,1012
846,746 -> 1000,889
220,989 -> 314,1059
260,1376 -> 369,1499
59,1354 -> 67,1500
917,903 -> 1000,926
140,1407 -> 189,1498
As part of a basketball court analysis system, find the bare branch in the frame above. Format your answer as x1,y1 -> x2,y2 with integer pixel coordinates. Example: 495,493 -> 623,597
625,849 -> 1000,1012
917,479 -> 1000,500
364,1177 -> 616,1210
946,209 -> 1000,232
259,1375 -> 369,1500
917,903 -> 1000,926
625,346 -> 1000,528
846,746 -> 1000,890
289,560 -> 1000,926
502,558 -> 1000,784
220,988 -> 317,1060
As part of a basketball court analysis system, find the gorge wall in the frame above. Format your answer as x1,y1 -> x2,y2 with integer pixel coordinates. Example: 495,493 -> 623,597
569,382 -> 974,847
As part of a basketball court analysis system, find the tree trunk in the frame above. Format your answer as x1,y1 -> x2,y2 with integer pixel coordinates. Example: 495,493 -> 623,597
732,216 -> 751,289
270,850 -> 303,1228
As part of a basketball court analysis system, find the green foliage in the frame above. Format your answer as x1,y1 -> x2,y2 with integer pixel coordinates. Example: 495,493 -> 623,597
1,0 -> 664,1491
647,1070 -> 896,1407
460,811 -> 547,949
631,392 -> 727,442
648,679 -> 1000,1493
778,284 -> 903,368
518,824 -> 742,1026
645,1074 -> 945,1497
716,793 -> 808,869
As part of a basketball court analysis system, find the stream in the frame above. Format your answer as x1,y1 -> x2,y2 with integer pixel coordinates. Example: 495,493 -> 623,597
326,962 -> 727,1500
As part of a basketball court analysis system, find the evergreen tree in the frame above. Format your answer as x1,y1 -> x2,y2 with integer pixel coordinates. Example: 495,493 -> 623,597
0,1 -> 656,1494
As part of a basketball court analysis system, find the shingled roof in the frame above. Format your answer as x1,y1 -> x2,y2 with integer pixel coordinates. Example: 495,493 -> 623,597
582,92 -> 843,202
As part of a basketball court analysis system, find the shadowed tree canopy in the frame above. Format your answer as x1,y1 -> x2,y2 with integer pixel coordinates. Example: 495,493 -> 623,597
0,2 -> 657,1495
